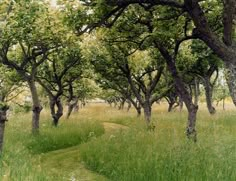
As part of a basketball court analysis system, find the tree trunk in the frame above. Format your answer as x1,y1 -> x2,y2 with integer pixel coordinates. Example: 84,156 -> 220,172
186,104 -> 198,142
27,80 -> 42,134
49,97 -> 63,126
143,102 -> 152,125
179,96 -> 183,111
0,120 -> 5,153
127,100 -> 131,112
74,102 -> 79,112
0,106 -> 9,153
137,107 -> 141,117
66,97 -> 78,119
168,101 -> 175,112
225,62 -> 236,106
193,78 -> 200,106
203,77 -> 216,114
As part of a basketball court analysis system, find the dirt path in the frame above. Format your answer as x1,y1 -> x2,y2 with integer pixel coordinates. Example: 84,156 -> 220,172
40,122 -> 128,180
102,122 -> 129,133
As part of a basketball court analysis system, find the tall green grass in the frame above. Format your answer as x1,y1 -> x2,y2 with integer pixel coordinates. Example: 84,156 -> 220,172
79,110 -> 236,181
0,111 -> 105,180
27,120 -> 104,154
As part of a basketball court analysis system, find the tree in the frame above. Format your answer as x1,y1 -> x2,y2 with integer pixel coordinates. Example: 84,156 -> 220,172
0,103 -> 9,153
87,33 -> 169,124
37,43 -> 83,126
189,41 -> 223,114
76,0 -> 236,107
0,0 -> 65,133
0,65 -> 21,153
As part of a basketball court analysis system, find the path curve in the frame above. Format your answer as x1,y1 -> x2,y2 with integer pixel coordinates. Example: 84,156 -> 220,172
40,122 -> 129,180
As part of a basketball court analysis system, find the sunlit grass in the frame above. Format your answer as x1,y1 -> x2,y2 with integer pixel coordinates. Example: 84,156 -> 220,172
79,103 -> 236,181
0,102 -> 236,180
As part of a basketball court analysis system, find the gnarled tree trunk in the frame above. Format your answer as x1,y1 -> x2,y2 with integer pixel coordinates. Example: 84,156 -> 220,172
27,80 -> 42,134
143,101 -> 152,125
49,96 -> 63,126
0,105 -> 9,153
225,62 -> 236,106
203,77 -> 216,114
193,78 -> 200,106
66,97 -> 79,119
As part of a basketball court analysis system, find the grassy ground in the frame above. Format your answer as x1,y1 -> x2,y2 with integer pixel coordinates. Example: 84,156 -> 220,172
0,102 -> 236,180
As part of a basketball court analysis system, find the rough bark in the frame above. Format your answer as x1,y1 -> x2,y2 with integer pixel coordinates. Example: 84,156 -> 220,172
143,102 -> 152,125
203,77 -> 216,114
27,80 -> 42,134
179,96 -> 183,111
193,78 -> 200,106
186,104 -> 198,142
225,62 -> 236,106
184,0 -> 236,106
49,96 -> 63,126
0,106 -> 8,153
66,97 -> 79,119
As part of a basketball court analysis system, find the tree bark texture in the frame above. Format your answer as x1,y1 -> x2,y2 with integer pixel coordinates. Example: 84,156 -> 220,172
49,96 -> 63,126
203,77 -> 216,114
27,80 -> 42,134
225,62 -> 236,106
143,102 -> 152,125
0,106 -> 8,153
66,97 -> 79,119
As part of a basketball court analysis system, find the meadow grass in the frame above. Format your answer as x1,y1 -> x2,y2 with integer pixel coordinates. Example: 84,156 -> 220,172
79,103 -> 236,181
0,102 -> 235,180
0,109 -> 105,180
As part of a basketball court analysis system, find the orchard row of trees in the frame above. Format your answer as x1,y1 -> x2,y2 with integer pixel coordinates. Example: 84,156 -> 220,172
0,0 -> 235,152
69,0 -> 235,141
0,0 -> 98,152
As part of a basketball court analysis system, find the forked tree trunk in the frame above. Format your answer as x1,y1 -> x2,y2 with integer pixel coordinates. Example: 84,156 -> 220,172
49,96 -> 63,126
225,62 -> 236,106
0,105 -> 9,153
168,101 -> 175,112
27,80 -> 42,134
66,97 -> 78,119
203,77 -> 216,114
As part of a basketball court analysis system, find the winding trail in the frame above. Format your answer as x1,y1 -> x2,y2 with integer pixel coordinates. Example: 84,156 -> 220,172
40,122 -> 129,180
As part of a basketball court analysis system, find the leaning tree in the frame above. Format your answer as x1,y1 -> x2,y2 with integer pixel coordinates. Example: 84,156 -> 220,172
71,0 -> 236,105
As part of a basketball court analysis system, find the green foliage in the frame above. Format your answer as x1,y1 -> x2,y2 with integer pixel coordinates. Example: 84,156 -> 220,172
13,102 -> 31,114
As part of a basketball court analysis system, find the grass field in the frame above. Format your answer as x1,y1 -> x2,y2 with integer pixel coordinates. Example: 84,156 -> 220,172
0,102 -> 235,180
